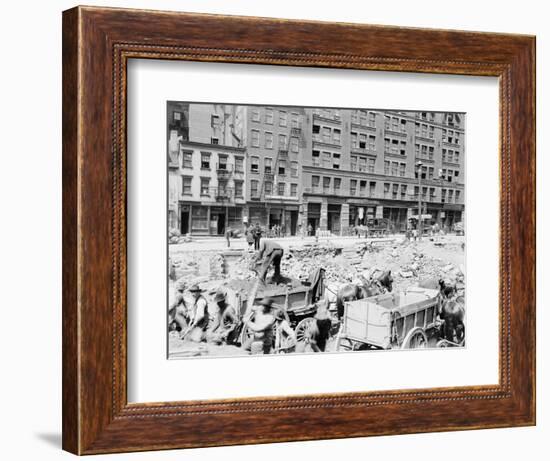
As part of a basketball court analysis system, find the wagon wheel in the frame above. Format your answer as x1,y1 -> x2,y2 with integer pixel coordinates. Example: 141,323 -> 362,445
239,323 -> 254,346
335,335 -> 356,352
295,317 -> 316,344
455,320 -> 465,344
275,333 -> 296,354
239,321 -> 277,347
401,327 -> 428,349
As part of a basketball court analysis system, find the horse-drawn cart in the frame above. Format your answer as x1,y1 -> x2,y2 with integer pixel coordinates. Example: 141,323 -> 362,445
336,287 -> 447,351
232,268 -> 328,351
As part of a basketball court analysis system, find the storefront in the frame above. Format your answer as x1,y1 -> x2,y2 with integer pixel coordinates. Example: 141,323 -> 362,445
248,206 -> 268,228
244,205 -> 297,236
327,204 -> 341,234
348,204 -> 376,227
182,203 -> 245,236
382,206 -> 409,233
306,203 -> 321,233
441,207 -> 463,231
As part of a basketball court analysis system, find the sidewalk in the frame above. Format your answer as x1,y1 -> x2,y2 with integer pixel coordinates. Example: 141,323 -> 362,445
169,233 -> 465,254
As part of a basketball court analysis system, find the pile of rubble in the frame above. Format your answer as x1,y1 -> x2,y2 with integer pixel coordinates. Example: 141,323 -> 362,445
282,249 -> 358,284
288,244 -> 341,259
168,238 -> 466,297
168,228 -> 192,245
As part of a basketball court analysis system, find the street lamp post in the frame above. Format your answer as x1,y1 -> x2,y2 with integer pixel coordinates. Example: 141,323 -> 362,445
416,161 -> 423,241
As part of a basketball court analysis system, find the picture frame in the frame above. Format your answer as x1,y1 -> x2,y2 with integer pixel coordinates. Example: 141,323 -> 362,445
62,5 -> 535,455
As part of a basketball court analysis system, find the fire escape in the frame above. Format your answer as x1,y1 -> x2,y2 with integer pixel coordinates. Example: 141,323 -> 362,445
256,124 -> 302,201
215,162 -> 234,202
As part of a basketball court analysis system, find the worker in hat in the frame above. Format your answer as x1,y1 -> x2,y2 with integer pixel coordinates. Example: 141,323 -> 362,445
242,297 -> 276,354
206,289 -> 238,345
273,308 -> 296,353
253,239 -> 284,284
183,284 -> 209,342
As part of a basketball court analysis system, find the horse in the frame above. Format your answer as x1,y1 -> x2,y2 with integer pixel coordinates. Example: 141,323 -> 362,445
418,278 -> 456,299
439,297 -> 465,344
335,270 -> 393,319
375,270 -> 394,293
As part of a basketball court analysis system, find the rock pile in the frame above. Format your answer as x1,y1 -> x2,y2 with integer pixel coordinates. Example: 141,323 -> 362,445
168,228 -> 192,245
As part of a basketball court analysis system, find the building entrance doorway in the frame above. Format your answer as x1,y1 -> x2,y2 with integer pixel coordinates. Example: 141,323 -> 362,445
289,210 -> 298,235
327,204 -> 341,234
210,207 -> 226,235
180,209 -> 190,234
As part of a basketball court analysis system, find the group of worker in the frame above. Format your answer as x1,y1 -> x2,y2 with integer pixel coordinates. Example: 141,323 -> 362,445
169,283 -> 239,345
169,282 -> 333,355
169,224 -> 336,354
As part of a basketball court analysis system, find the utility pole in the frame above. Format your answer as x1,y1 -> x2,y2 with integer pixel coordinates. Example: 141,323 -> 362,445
416,161 -> 423,241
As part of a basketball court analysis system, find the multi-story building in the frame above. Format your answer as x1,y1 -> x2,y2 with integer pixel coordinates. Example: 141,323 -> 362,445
168,103 -> 465,237
168,102 -> 247,236
301,109 -> 465,234
244,106 -> 306,235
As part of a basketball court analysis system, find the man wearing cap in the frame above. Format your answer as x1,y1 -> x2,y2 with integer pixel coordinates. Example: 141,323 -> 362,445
206,289 -> 238,345
254,239 -> 284,284
185,284 -> 209,342
242,297 -> 276,354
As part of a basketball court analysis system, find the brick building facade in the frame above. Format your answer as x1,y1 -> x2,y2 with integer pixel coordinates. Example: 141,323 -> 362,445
301,108 -> 465,235
167,103 -> 465,237
167,102 -> 247,236
244,106 -> 306,235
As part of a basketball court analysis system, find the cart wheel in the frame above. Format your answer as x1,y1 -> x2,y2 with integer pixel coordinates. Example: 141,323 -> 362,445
295,317 -> 316,344
240,324 -> 254,346
401,327 -> 428,349
276,334 -> 296,354
335,335 -> 356,352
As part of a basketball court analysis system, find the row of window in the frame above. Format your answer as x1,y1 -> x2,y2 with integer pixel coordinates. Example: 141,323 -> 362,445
416,166 -> 460,182
415,143 -> 435,160
385,138 -> 407,155
311,175 -> 463,203
251,108 -> 301,128
351,132 -> 376,150
384,160 -> 407,177
307,148 -> 463,182
312,150 -> 341,169
351,110 -> 376,127
350,155 -> 376,173
248,107 -> 461,130
385,115 -> 408,133
181,151 -> 245,172
249,157 -> 299,177
250,129 -> 300,152
442,129 -> 460,145
250,180 -> 298,197
415,122 -> 436,139
442,148 -> 460,164
416,112 -> 462,128
313,108 -> 342,121
181,177 -> 245,198
311,176 -> 343,194
312,124 -> 341,145
182,174 -> 462,203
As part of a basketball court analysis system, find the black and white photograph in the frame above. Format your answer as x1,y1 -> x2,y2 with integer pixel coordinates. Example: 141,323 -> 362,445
167,103 -> 466,358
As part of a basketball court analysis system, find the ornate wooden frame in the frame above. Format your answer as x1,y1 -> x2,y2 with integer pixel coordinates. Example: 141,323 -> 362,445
62,6 -> 536,455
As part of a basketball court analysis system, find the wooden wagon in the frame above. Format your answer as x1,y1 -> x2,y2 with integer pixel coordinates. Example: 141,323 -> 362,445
233,268 -> 328,351
336,287 -> 443,351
